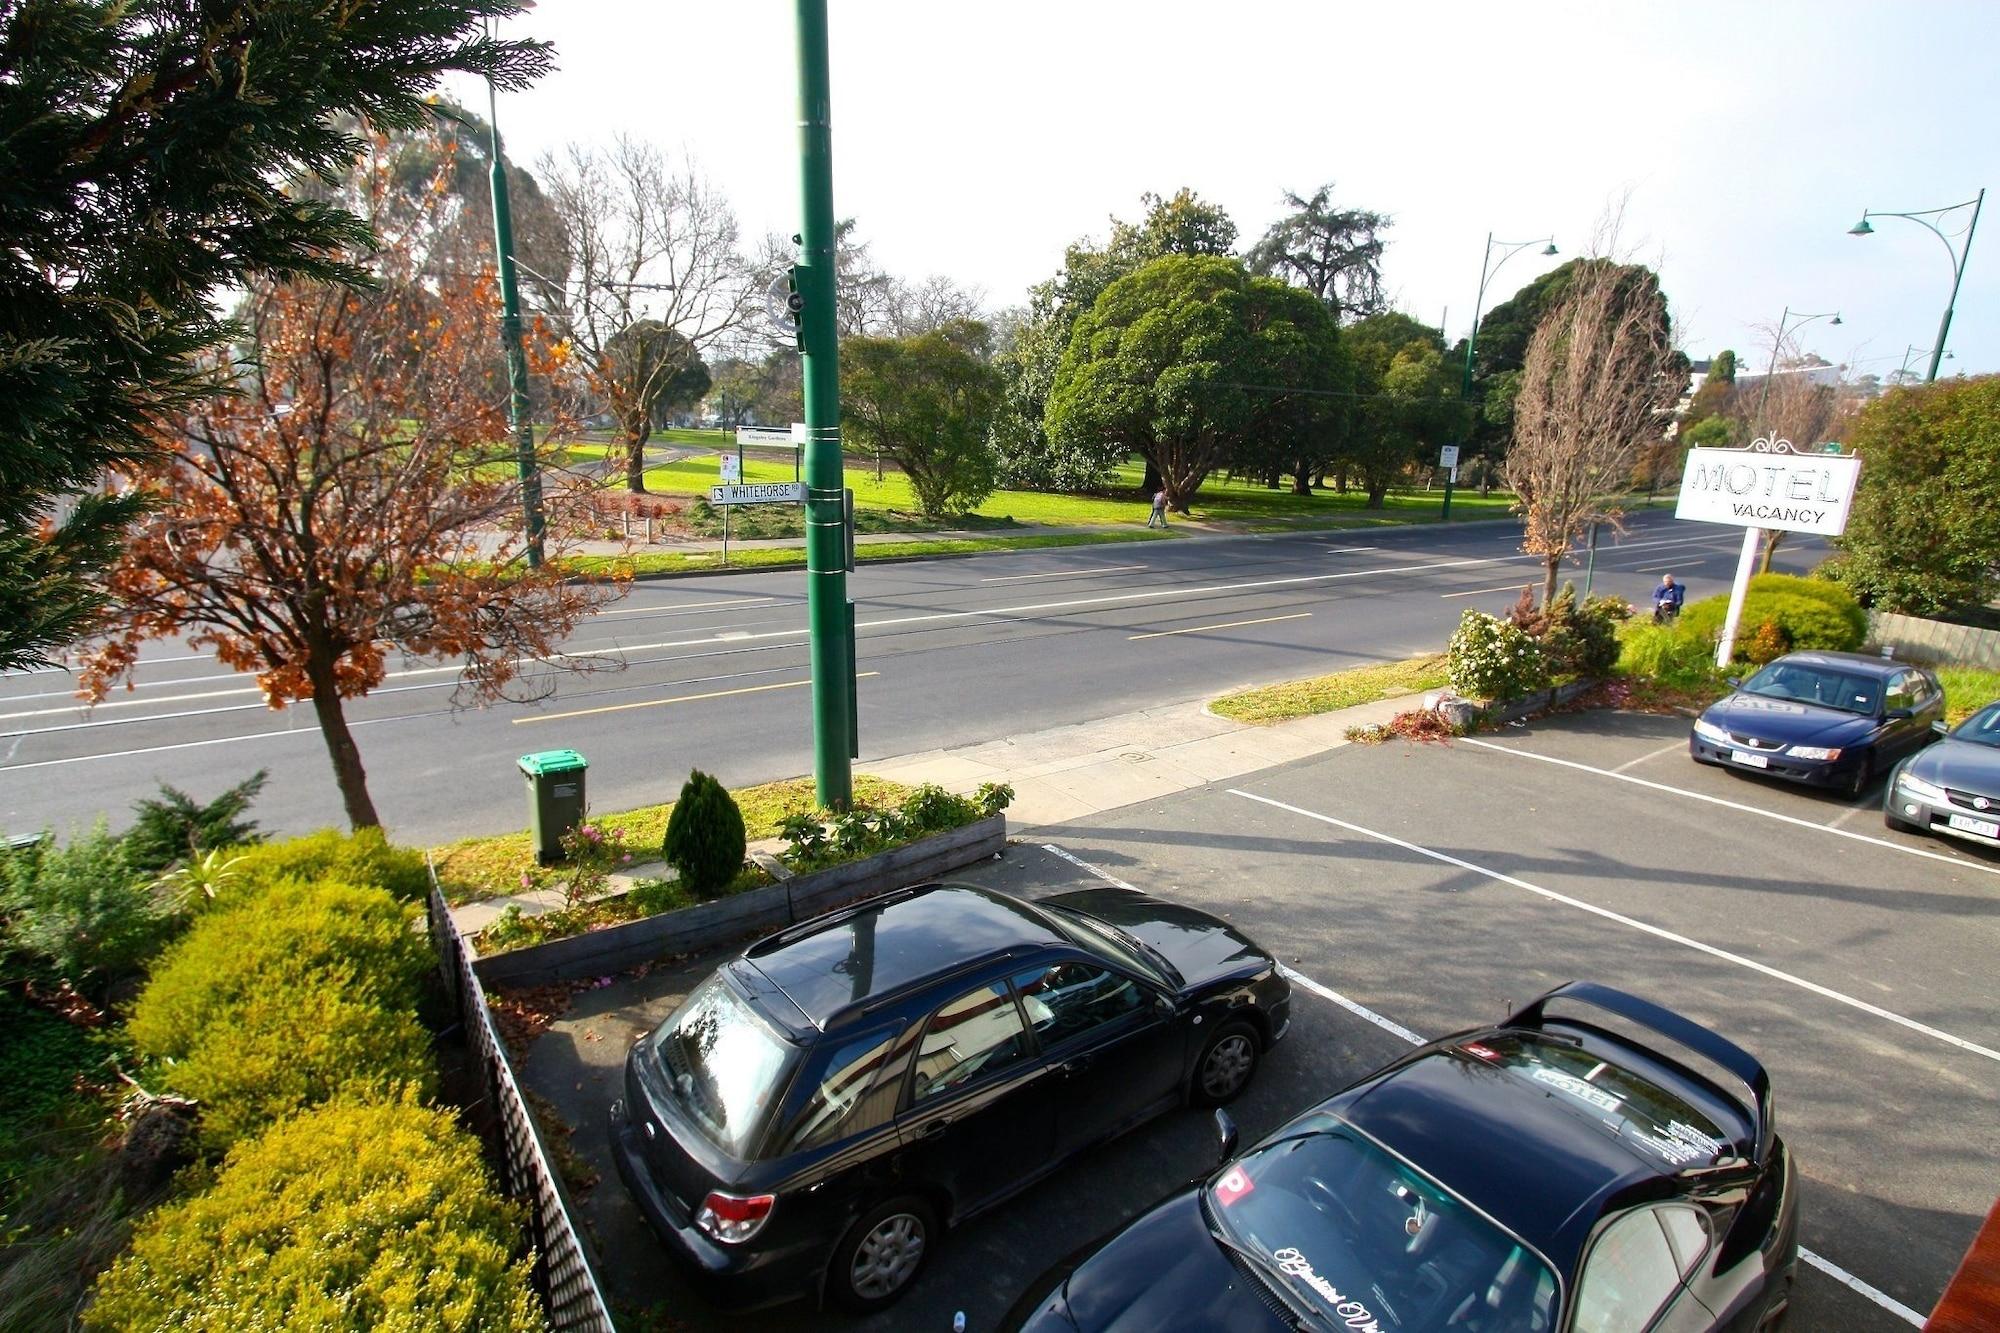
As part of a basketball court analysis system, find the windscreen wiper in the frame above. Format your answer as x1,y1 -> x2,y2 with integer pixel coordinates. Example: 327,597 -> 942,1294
1202,1218 -> 1324,1333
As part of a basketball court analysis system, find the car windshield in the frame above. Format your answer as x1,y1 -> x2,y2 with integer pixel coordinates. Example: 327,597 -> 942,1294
1952,704 -> 2000,747
1041,904 -> 1175,987
653,975 -> 796,1158
1741,661 -> 1880,715
1207,1115 -> 1560,1333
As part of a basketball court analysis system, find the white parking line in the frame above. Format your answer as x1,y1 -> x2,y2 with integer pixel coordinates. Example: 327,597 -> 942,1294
1613,740 -> 1688,773
1224,789 -> 2000,1065
1460,737 -> 2000,880
1798,1250 -> 1925,1327
1039,837 -> 1925,1328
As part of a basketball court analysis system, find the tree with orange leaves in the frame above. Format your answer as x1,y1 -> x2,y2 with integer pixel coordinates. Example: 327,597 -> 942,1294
80,151 -> 622,830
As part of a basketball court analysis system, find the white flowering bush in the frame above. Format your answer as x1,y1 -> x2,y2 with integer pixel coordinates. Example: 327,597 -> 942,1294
1447,609 -> 1550,702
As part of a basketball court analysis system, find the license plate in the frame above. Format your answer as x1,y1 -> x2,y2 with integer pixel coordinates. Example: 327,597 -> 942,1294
1947,814 -> 2000,839
1730,750 -> 1770,769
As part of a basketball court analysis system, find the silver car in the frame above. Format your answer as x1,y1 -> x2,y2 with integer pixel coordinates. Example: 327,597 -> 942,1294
1885,701 -> 2000,844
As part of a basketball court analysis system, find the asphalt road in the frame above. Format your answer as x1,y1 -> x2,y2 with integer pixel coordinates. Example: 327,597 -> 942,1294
535,709 -> 1994,1332
0,512 -> 1818,845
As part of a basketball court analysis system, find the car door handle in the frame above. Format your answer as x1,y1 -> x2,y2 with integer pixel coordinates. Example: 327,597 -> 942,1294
1062,1055 -> 1096,1077
917,1117 -> 952,1139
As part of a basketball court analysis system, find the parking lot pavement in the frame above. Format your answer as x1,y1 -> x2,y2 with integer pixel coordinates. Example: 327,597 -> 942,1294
518,709 -> 1993,1332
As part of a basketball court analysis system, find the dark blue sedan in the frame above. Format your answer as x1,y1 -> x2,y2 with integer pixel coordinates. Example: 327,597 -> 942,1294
1690,651 -> 1943,796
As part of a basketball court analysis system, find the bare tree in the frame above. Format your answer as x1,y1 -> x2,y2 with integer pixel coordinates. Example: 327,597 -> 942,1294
1753,368 -> 1852,571
530,138 -> 753,492
1507,253 -> 1684,605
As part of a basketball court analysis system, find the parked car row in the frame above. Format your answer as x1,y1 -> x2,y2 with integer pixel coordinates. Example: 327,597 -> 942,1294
609,882 -> 1799,1331
1689,649 -> 2000,850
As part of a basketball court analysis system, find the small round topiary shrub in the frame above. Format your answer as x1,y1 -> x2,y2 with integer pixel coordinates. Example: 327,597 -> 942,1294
1447,609 -> 1550,702
662,769 -> 747,901
83,1098 -> 541,1332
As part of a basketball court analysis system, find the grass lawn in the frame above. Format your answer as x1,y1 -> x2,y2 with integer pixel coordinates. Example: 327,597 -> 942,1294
1940,666 -> 2000,725
567,529 -> 1179,579
1209,654 -> 1451,725
432,773 -> 916,905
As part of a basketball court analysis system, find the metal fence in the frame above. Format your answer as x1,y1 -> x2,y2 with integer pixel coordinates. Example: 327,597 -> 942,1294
426,872 -> 618,1333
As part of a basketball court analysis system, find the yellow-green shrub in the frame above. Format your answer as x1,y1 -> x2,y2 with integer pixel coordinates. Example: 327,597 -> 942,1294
128,878 -> 427,1060
84,1099 -> 540,1332
163,980 -> 436,1151
219,827 -> 429,905
1679,574 -> 1868,659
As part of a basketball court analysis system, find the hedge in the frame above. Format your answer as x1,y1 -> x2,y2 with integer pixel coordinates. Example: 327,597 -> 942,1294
128,878 -> 428,1060
1680,574 -> 1867,661
126,878 -> 434,1150
216,827 -> 429,906
84,1099 -> 541,1332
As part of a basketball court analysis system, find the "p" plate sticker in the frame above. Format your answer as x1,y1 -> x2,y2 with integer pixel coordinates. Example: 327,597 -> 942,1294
1214,1165 -> 1256,1206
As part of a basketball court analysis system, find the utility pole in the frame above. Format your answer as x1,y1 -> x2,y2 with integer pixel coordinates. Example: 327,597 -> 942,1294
487,86 -> 545,567
795,0 -> 854,809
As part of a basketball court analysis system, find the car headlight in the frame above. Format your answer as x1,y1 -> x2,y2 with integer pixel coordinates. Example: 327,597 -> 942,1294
1896,771 -> 1948,802
1787,745 -> 1842,761
1692,718 -> 1729,743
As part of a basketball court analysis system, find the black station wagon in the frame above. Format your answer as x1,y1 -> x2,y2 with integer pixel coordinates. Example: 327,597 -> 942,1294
609,880 -> 1292,1312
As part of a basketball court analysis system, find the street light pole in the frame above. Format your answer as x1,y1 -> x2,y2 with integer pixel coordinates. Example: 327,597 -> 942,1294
1455,232 -> 1558,514
486,80 -> 544,567
795,0 -> 854,810
1849,188 -> 1985,382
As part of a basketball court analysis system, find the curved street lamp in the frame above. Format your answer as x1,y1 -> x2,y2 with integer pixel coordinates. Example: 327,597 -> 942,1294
1451,233 -> 1559,516
1848,188 -> 1984,383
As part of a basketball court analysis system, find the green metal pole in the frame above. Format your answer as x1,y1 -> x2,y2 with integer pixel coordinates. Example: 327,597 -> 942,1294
795,0 -> 853,809
1927,187 -> 1982,382
1456,233 -> 1493,508
487,87 -> 545,567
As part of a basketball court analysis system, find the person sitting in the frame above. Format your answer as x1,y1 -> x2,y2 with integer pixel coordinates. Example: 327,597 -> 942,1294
1652,574 -> 1685,622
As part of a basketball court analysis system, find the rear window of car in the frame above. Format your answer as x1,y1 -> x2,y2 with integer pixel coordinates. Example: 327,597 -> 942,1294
1460,1033 -> 1730,1168
777,1024 -> 903,1153
654,975 -> 796,1158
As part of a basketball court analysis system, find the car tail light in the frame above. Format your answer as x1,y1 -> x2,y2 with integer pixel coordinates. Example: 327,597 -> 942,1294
695,1190 -> 775,1244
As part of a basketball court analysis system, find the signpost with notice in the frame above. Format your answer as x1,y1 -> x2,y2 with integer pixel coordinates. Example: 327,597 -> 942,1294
1674,435 -> 1863,666
1439,445 -> 1460,516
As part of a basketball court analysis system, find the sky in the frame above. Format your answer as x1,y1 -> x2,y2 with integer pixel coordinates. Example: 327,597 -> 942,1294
446,0 -> 2000,382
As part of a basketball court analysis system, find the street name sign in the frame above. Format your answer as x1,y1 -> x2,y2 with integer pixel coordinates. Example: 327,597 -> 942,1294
1674,442 -> 1861,537
710,482 -> 806,506
735,425 -> 798,448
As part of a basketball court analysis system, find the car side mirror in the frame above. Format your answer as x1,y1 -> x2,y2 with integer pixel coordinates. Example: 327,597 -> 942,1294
1933,721 -> 1949,736
1886,707 -> 1914,721
1214,1108 -> 1239,1162
1725,677 -> 1741,688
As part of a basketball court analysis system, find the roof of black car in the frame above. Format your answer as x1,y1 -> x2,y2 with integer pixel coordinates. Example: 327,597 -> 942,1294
1339,1034 -> 1747,1275
740,883 -> 1065,1031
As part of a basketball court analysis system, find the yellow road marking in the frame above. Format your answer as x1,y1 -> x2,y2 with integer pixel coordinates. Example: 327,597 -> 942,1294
514,672 -> 880,724
1128,613 -> 1311,641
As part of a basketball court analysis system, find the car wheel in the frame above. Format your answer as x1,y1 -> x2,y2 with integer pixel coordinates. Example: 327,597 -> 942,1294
1843,756 -> 1873,800
1884,807 -> 1924,834
1756,1276 -> 1794,1330
1190,1020 -> 1260,1107
828,1195 -> 936,1314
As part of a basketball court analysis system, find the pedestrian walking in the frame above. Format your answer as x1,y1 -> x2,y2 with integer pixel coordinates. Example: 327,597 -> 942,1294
1148,489 -> 1168,528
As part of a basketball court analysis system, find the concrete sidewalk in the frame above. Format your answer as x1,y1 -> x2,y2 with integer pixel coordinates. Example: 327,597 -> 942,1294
862,688 -> 1419,832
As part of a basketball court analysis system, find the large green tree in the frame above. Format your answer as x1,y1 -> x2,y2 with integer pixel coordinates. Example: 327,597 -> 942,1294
994,189 -> 1239,491
1045,255 -> 1341,512
1831,375 -> 2000,616
1244,183 -> 1390,323
1343,314 -> 1467,508
841,320 -> 1002,519
0,0 -> 547,673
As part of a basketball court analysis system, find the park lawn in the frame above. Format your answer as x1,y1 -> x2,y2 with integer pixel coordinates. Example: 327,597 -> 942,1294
432,773 -> 917,904
566,529 -> 1179,579
1209,654 -> 1451,725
